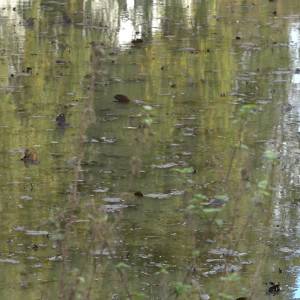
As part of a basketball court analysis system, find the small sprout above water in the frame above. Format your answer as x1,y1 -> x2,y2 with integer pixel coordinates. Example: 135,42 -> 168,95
173,282 -> 192,296
143,117 -> 153,127
263,150 -> 278,161
239,104 -> 257,115
258,180 -> 268,190
116,262 -> 130,270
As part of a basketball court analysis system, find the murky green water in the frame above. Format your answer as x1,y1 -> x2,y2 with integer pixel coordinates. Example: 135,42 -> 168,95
2,0 -> 300,299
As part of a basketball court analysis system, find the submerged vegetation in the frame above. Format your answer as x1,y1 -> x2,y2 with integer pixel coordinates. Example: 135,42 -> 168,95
1,0 -> 300,299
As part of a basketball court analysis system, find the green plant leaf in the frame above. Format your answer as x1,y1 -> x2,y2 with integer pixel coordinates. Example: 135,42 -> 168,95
143,117 -> 153,126
174,167 -> 195,174
220,273 -> 240,281
263,150 -> 278,161
173,282 -> 192,296
193,193 -> 208,200
215,194 -> 229,201
215,218 -> 224,226
116,262 -> 130,270
218,292 -> 235,299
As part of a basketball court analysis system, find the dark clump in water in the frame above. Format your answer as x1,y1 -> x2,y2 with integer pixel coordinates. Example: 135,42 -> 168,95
114,94 -> 130,103
56,113 -> 68,128
267,282 -> 281,295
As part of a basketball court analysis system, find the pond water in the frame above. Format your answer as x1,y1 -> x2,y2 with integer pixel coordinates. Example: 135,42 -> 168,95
1,0 -> 300,299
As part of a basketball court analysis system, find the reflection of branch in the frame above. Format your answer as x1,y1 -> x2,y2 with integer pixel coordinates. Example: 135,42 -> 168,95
58,69 -> 96,299
224,120 -> 245,184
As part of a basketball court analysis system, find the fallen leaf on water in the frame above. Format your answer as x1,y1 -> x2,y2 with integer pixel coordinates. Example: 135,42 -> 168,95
21,149 -> 39,164
202,208 -> 222,213
208,248 -> 247,257
103,197 -> 123,204
152,162 -> 177,169
20,195 -> 32,201
48,256 -> 63,262
279,246 -> 293,253
93,187 -> 109,193
0,258 -> 19,264
144,193 -> 170,199
25,230 -> 49,236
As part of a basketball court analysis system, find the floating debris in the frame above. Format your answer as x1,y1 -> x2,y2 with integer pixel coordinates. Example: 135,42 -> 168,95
56,113 -> 68,128
114,94 -> 130,103
268,282 -> 280,295
103,204 -> 128,213
21,149 -> 38,164
208,248 -> 247,257
131,38 -> 143,45
93,187 -> 109,193
48,256 -> 63,262
20,195 -> 32,201
134,191 -> 144,197
145,190 -> 184,199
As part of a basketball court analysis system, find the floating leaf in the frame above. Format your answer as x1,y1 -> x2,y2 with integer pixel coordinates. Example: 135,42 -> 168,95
143,117 -> 153,126
143,105 -> 153,111
202,208 -> 222,213
193,193 -> 208,200
152,162 -> 177,169
215,194 -> 229,201
25,230 -> 49,236
155,267 -> 169,275
239,104 -> 257,115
